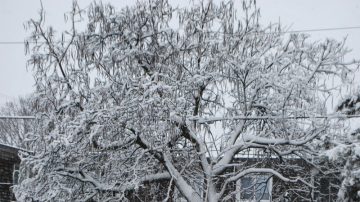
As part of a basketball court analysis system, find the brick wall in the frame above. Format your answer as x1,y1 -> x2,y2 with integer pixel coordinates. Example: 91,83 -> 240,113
0,144 -> 20,202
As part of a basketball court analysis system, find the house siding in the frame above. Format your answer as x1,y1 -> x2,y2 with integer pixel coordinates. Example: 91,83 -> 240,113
0,144 -> 20,202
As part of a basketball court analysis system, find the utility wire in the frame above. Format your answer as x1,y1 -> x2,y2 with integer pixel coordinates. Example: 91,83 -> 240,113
283,26 -> 360,33
1,114 -> 360,121
190,114 -> 360,123
0,41 -> 25,45
1,25 -> 360,45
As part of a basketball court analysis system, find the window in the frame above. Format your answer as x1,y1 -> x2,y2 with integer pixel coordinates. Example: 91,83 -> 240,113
12,164 -> 20,185
237,175 -> 272,202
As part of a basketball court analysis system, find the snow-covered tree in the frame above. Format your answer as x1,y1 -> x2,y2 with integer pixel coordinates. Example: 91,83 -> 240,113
14,0 -> 357,201
319,94 -> 360,202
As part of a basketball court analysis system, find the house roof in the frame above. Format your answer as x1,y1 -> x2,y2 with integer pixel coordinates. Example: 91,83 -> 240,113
0,142 -> 30,152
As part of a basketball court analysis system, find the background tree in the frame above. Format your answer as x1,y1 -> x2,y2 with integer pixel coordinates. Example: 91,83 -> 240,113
0,96 -> 38,149
14,0 -> 357,201
318,94 -> 360,202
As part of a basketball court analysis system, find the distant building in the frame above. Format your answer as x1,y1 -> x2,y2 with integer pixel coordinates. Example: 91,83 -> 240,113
0,143 -> 21,202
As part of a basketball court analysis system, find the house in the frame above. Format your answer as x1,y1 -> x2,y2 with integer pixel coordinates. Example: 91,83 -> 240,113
0,143 -> 21,202
125,155 -> 340,201
5,145 -> 339,201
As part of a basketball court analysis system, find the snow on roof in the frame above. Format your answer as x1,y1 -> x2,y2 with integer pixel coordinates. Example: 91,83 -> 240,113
0,115 -> 36,120
0,142 -> 30,152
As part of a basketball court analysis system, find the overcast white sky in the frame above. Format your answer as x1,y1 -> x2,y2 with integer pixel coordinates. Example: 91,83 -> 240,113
0,0 -> 359,106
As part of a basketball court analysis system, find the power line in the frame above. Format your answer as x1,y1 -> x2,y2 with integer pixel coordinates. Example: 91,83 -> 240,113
191,114 -> 360,123
1,114 -> 360,121
1,25 -> 360,45
284,26 -> 360,34
0,41 -> 25,45
3,114 -> 356,121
